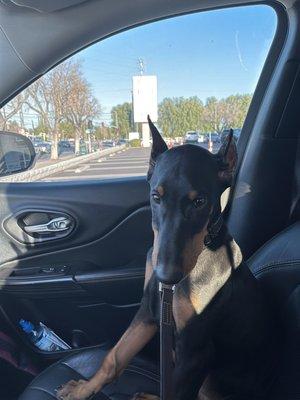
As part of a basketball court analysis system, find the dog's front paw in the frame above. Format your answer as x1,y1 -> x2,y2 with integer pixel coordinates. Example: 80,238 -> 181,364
56,379 -> 96,400
131,393 -> 159,400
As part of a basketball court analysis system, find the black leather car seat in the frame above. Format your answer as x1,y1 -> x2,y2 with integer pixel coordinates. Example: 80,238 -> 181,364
19,221 -> 300,400
19,346 -> 159,399
248,221 -> 300,400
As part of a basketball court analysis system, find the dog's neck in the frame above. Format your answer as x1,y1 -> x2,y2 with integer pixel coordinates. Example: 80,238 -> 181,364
173,238 -> 243,331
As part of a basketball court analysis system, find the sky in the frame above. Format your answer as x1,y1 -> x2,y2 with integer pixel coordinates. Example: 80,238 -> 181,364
72,4 -> 277,124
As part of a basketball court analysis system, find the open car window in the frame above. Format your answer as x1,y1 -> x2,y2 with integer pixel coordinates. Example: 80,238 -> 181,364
0,5 -> 277,182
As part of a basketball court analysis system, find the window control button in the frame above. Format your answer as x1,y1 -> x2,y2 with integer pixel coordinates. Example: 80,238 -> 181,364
39,266 -> 68,274
40,267 -> 56,274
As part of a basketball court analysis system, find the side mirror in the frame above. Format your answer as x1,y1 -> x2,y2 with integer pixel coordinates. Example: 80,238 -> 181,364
0,132 -> 36,177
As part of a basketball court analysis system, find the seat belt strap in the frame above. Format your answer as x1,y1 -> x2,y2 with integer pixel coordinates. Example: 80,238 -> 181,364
159,283 -> 175,400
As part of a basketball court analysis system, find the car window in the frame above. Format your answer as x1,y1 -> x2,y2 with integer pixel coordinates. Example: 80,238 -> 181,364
0,5 -> 277,182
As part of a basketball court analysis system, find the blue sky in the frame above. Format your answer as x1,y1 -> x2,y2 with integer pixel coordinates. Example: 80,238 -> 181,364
73,4 -> 277,124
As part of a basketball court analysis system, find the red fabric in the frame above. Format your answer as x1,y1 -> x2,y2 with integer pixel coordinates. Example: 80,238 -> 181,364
0,331 -> 39,376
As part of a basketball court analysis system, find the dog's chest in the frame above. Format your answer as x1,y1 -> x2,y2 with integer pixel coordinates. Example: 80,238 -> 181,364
172,241 -> 242,332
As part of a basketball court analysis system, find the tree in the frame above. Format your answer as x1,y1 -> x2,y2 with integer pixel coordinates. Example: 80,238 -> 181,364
25,63 -> 71,159
158,97 -> 204,137
64,61 -> 101,154
0,93 -> 27,131
157,94 -> 252,137
202,94 -> 252,133
202,96 -> 226,134
58,121 -> 74,139
222,94 -> 252,129
111,102 -> 134,138
94,123 -> 112,140
25,60 -> 101,157
32,120 -> 49,138
157,98 -> 178,137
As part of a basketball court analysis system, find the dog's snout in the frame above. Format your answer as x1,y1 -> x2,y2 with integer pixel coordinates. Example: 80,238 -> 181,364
155,265 -> 183,285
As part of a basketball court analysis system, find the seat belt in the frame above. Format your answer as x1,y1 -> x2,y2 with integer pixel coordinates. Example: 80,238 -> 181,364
159,283 -> 175,400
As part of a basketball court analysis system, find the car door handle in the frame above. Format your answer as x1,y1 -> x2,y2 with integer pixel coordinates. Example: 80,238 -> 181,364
23,216 -> 72,234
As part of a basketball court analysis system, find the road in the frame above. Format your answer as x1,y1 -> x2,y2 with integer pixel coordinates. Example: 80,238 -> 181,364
41,143 -> 220,182
41,148 -> 150,181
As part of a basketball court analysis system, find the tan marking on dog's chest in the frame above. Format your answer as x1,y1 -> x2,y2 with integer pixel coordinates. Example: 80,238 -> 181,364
173,240 -> 243,331
182,230 -> 207,276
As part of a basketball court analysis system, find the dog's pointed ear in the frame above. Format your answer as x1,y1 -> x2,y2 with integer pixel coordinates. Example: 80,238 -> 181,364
147,115 -> 168,181
216,129 -> 238,187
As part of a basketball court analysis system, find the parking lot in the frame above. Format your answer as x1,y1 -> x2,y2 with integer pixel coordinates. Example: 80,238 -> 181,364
41,147 -> 150,181
41,142 -> 220,182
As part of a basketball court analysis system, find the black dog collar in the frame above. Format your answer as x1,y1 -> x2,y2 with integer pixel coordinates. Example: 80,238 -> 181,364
204,213 -> 223,246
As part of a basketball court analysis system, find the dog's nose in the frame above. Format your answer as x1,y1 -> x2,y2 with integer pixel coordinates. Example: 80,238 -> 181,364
154,266 -> 183,285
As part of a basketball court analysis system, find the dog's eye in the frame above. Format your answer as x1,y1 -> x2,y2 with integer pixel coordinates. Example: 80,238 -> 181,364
193,196 -> 207,209
152,193 -> 161,204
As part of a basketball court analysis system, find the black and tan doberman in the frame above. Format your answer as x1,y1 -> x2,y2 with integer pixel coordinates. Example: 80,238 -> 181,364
57,118 -> 278,400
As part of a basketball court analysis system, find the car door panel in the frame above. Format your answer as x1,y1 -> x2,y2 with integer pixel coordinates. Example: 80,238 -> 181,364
0,177 -> 152,356
0,177 -> 150,260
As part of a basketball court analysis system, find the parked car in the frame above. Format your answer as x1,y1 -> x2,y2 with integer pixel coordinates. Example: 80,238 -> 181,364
198,134 -> 206,143
210,132 -> 221,143
34,141 -> 51,154
184,131 -> 199,144
117,139 -> 128,146
59,140 -> 71,149
102,140 -> 116,148
31,136 -> 43,145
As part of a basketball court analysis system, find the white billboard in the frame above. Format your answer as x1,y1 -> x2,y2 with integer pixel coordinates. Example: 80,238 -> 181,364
132,75 -> 158,123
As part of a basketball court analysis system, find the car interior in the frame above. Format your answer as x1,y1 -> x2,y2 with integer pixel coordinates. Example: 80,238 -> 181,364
0,0 -> 300,399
